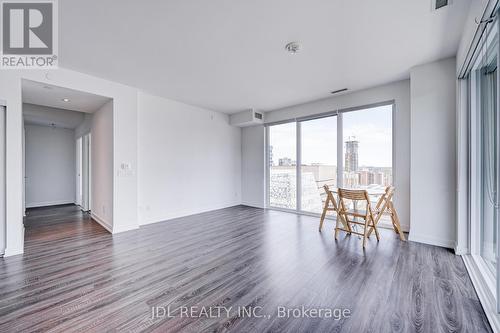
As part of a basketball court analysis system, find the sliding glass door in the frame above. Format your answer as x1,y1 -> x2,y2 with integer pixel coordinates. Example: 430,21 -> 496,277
268,122 -> 296,210
300,116 -> 337,213
266,103 -> 394,214
468,10 -> 500,309
342,105 -> 393,190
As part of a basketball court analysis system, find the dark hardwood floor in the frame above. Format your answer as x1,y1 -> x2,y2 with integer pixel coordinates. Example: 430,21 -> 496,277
0,204 -> 491,332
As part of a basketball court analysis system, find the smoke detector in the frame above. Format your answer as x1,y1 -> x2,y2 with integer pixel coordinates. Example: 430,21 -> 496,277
285,42 -> 301,54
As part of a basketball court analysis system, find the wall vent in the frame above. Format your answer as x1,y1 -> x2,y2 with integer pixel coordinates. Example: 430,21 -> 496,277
432,0 -> 451,11
435,0 -> 448,9
229,109 -> 264,127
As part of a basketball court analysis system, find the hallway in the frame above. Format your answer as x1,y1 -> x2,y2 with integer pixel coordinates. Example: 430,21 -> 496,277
24,204 -> 107,244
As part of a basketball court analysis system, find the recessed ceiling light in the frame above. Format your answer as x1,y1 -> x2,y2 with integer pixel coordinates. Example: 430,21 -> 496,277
62,98 -> 70,102
285,41 -> 301,54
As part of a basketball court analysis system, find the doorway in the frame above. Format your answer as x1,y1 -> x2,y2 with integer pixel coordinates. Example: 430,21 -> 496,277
21,79 -> 113,239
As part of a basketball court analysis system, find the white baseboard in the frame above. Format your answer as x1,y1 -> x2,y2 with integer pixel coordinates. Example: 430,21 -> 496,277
454,245 -> 469,255
241,201 -> 265,209
26,199 -> 75,208
112,224 -> 138,234
3,225 -> 25,257
4,246 -> 23,257
139,202 -> 241,226
462,255 -> 500,332
90,213 -> 112,233
408,232 -> 455,249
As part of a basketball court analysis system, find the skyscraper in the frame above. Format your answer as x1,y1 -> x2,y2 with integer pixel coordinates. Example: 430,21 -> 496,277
345,137 -> 359,172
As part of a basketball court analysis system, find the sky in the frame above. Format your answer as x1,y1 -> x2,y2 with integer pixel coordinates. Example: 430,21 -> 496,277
269,105 -> 392,168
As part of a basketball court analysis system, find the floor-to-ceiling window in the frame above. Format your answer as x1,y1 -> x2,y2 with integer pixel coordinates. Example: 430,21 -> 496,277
300,116 -> 338,213
460,7 -> 500,319
469,11 -> 499,289
266,103 -> 393,215
268,122 -> 297,210
342,105 -> 393,190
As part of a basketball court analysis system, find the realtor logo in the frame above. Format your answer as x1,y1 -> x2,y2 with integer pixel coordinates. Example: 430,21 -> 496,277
1,0 -> 58,68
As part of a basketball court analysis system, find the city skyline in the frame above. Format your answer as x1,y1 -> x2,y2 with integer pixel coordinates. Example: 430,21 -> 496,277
269,105 -> 392,168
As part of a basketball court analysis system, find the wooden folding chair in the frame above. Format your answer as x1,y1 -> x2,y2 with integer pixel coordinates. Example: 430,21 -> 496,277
336,188 -> 380,248
367,186 -> 405,240
319,185 -> 350,233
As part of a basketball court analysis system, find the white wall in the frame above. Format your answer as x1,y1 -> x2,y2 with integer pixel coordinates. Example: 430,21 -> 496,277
0,68 -> 138,256
241,126 -> 265,208
90,101 -> 113,230
409,57 -> 457,249
25,125 -> 76,207
242,80 -> 411,231
138,92 -> 241,225
23,103 -> 85,129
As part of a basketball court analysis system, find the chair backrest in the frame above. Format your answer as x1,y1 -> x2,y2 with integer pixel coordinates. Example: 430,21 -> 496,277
338,188 -> 369,202
374,186 -> 394,206
372,186 -> 395,219
337,188 -> 370,216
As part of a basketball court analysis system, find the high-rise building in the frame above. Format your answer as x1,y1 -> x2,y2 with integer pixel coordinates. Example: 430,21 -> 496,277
345,137 -> 359,172
279,157 -> 293,166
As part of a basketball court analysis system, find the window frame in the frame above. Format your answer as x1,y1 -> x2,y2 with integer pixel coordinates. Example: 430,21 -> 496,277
265,100 -> 396,218
466,11 -> 500,310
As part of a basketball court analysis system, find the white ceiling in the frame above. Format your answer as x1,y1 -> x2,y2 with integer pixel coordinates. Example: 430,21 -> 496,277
59,0 -> 471,113
23,103 -> 85,129
22,79 -> 111,113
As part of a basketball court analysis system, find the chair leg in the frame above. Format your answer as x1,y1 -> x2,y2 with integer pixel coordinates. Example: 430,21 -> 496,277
389,202 -> 405,241
319,199 -> 329,232
334,215 -> 341,240
371,218 -> 380,241
362,218 -> 369,249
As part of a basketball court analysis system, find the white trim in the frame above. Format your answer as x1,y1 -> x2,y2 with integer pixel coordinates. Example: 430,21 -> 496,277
265,126 -> 270,208
241,201 -> 264,209
463,255 -> 500,333
3,225 -> 24,257
4,246 -> 23,257
139,202 -> 241,227
25,200 -> 75,208
337,112 -> 343,187
296,121 -> 302,211
408,233 -> 455,249
90,212 -> 112,233
112,224 -> 137,234
454,245 -> 469,255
